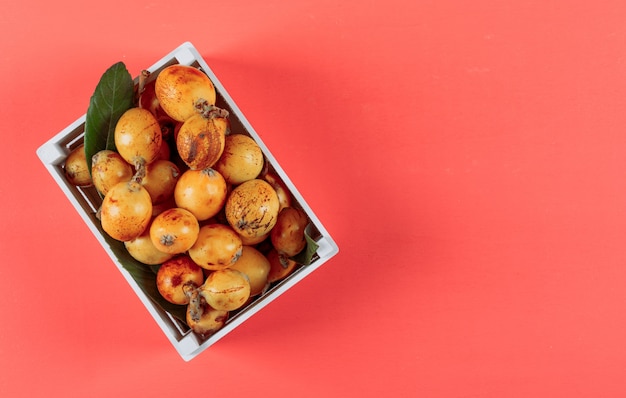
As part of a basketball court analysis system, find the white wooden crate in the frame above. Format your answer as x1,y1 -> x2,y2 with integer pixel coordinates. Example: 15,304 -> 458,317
36,42 -> 339,361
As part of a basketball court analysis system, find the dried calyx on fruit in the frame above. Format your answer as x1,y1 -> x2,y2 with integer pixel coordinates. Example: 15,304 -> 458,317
194,98 -> 229,120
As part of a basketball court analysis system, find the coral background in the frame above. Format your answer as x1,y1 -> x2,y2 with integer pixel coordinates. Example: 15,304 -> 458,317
3,0 -> 626,396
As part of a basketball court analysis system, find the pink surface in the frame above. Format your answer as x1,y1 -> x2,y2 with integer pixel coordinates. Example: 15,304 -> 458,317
3,0 -> 626,396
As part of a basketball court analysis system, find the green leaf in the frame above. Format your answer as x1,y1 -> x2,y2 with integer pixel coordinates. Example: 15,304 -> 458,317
96,222 -> 188,324
82,63 -> 188,326
290,232 -> 319,265
83,62 -> 134,174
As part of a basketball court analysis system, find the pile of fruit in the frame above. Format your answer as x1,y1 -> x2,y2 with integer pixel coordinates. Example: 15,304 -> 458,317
63,63 -> 314,337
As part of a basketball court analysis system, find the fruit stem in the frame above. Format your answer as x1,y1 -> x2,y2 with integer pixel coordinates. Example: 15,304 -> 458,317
132,158 -> 147,184
136,70 -> 151,104
185,285 -> 203,322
